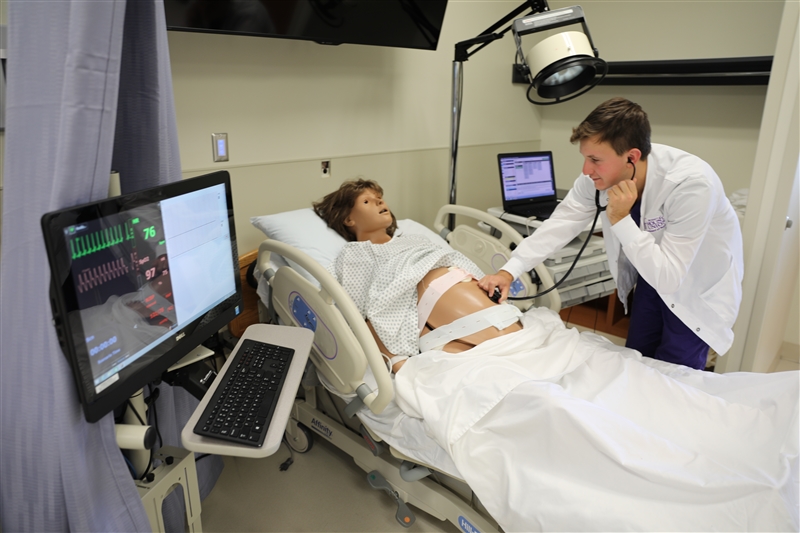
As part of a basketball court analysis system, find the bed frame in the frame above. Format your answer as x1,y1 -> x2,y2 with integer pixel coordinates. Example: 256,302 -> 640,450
253,205 -> 558,532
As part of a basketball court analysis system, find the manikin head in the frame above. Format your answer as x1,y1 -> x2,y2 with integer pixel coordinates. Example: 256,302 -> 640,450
313,178 -> 398,243
570,97 -> 651,191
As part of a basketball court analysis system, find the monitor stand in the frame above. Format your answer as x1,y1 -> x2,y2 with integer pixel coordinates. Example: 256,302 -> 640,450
119,344 -> 216,475
169,345 -> 215,373
118,344 -> 215,533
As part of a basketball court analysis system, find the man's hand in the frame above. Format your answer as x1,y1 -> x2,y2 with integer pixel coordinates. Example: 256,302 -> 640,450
478,270 -> 514,303
606,177 -> 639,225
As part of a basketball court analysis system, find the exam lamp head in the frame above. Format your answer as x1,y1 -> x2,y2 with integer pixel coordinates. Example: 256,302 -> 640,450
513,6 -> 607,105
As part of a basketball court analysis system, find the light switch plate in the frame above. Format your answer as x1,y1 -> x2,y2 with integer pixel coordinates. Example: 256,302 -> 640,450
212,133 -> 229,162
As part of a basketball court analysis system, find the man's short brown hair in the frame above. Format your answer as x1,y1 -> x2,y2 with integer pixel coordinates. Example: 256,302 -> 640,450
312,178 -> 398,241
570,97 -> 651,159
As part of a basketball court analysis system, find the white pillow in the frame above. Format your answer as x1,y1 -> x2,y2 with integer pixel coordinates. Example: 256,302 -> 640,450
251,208 -> 346,272
250,208 -> 450,284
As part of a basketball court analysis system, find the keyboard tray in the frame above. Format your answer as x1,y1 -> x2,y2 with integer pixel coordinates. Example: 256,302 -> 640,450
181,324 -> 313,458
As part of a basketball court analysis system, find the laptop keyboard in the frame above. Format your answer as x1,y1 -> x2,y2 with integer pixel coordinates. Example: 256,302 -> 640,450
193,339 -> 294,447
511,202 -> 558,219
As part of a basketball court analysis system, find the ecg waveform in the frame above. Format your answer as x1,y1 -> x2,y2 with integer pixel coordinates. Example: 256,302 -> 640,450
69,222 -> 134,260
76,253 -> 137,294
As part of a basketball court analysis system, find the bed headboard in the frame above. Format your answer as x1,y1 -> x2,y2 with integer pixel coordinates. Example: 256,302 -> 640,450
258,238 -> 394,414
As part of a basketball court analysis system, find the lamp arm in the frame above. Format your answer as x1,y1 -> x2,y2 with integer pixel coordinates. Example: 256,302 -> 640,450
454,33 -> 504,62
580,20 -> 600,57
453,0 -> 549,62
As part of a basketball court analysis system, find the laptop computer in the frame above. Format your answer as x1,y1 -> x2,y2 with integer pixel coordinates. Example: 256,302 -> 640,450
498,151 -> 560,220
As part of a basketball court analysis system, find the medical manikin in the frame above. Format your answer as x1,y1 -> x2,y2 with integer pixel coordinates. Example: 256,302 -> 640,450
314,179 -> 522,373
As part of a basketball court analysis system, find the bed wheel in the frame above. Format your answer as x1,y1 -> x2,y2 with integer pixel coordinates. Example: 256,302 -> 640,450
285,421 -> 314,453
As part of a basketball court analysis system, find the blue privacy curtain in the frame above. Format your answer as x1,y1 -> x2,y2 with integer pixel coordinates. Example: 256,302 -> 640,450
0,1 -> 222,531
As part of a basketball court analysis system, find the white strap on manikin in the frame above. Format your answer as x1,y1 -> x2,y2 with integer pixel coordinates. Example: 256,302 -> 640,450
418,304 -> 522,353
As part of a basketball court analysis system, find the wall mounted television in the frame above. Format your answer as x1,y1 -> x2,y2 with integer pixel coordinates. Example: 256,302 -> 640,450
42,171 -> 242,422
163,0 -> 449,51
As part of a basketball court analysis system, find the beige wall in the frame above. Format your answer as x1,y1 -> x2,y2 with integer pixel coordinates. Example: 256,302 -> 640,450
166,0 -> 796,349
169,0 -> 543,252
184,141 -> 539,255
547,0 -> 782,62
538,1 -> 795,349
1,2 -> 793,345
538,84 -> 768,194
539,0 -> 782,194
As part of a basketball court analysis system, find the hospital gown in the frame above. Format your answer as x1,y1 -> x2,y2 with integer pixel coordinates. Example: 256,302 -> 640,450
327,234 -> 483,357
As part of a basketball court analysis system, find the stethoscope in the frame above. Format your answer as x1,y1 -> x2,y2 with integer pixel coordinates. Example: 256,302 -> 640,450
507,159 -> 635,301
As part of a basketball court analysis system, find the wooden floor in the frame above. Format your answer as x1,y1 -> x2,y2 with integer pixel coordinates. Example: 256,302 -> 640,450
560,291 -> 630,339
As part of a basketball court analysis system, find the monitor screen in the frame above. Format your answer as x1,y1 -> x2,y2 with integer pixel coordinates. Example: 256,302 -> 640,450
163,0 -> 449,51
499,152 -> 557,202
41,171 -> 242,422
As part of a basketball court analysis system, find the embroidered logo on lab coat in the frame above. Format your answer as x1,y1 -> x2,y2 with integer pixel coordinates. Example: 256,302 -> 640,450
644,216 -> 666,232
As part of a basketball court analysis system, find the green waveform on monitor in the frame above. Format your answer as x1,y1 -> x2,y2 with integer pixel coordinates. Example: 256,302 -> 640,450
69,221 -> 135,259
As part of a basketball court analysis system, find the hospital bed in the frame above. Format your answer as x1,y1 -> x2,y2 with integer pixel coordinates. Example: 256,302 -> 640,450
248,204 -> 799,532
249,205 -> 552,532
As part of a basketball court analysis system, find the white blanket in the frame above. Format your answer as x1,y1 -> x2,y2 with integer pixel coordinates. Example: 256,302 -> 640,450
395,307 -> 800,532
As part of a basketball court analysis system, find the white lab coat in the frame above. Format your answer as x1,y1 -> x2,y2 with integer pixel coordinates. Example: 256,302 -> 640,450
503,144 -> 744,354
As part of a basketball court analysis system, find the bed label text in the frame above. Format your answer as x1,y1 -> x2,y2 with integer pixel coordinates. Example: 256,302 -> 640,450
310,417 -> 333,439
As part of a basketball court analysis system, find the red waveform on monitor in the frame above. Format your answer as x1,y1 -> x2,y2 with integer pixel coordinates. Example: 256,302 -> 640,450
77,256 -> 132,294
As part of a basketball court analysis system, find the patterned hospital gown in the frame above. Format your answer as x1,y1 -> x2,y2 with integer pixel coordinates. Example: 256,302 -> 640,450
328,234 -> 483,357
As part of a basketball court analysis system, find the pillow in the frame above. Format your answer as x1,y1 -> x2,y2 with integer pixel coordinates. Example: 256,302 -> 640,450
250,208 -> 451,284
251,208 -> 347,272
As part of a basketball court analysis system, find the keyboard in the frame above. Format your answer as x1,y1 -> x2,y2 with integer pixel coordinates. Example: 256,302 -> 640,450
193,339 -> 294,447
509,202 -> 558,220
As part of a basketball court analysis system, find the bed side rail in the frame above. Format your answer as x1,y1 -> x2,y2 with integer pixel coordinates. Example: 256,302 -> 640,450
257,238 -> 394,414
434,205 -> 561,311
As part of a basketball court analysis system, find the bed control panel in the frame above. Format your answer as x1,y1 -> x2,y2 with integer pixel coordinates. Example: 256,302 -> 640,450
290,294 -> 338,360
291,295 -> 317,331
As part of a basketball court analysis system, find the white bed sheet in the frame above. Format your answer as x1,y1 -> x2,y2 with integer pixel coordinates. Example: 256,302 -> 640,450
317,367 -> 462,479
395,306 -> 800,532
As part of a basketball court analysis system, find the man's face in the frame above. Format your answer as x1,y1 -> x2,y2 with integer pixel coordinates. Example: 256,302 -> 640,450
579,136 -> 631,191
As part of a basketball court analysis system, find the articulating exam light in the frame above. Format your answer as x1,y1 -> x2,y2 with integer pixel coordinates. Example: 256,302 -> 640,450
447,1 -> 605,229
512,6 -> 607,105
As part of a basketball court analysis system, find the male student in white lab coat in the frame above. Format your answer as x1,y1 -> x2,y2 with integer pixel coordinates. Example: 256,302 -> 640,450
479,97 -> 744,370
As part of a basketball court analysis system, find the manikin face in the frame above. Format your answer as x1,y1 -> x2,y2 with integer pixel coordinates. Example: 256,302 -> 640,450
345,189 -> 393,237
579,136 -> 633,191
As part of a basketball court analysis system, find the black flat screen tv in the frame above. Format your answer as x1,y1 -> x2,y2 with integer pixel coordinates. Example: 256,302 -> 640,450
163,0 -> 449,51
42,171 -> 242,422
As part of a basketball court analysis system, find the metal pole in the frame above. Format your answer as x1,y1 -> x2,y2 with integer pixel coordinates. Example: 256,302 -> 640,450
447,60 -> 462,230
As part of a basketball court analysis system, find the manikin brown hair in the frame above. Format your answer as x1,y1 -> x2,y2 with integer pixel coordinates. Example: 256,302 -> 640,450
313,178 -> 398,241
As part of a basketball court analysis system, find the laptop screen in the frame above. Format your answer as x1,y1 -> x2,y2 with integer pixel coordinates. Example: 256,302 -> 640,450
499,152 -> 556,204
